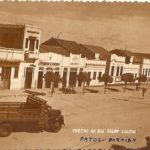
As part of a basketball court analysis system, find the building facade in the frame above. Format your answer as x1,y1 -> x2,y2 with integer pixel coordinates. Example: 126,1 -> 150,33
37,38 -> 109,89
1,24 -> 150,90
0,24 -> 41,90
109,49 -> 140,83
134,53 -> 150,80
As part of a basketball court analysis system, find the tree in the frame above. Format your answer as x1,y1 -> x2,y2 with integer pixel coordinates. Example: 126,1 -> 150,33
44,71 -> 61,96
77,72 -> 91,95
101,73 -> 113,94
136,75 -> 147,90
121,73 -> 134,92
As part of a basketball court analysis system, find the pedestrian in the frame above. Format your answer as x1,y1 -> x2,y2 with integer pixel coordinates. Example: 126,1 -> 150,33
142,87 -> 147,97
146,136 -> 150,148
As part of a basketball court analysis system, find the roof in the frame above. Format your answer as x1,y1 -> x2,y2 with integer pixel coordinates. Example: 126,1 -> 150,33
41,38 -> 94,58
134,52 -> 150,59
0,24 -> 25,29
0,24 -> 25,49
40,44 -> 69,56
42,38 -> 82,54
110,49 -> 133,57
81,44 -> 110,60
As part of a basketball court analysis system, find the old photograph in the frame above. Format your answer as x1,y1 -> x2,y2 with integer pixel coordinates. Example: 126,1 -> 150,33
0,2 -> 150,149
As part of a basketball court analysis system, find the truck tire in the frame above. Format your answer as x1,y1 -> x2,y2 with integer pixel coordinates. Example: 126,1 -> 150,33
47,121 -> 61,133
0,123 -> 12,137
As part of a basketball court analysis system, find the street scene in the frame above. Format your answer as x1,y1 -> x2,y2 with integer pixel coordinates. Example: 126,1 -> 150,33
0,2 -> 150,150
0,85 -> 149,149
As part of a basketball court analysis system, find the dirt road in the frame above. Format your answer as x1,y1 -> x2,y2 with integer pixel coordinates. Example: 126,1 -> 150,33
0,86 -> 149,149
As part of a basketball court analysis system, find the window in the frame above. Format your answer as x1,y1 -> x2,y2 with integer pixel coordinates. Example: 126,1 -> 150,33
29,37 -> 36,51
148,69 -> 150,76
98,72 -> 102,78
14,67 -> 19,78
145,68 -> 148,76
143,69 -> 145,75
93,72 -> 97,80
25,38 -> 29,48
120,66 -> 123,76
135,73 -> 137,78
88,72 -> 91,78
36,40 -> 39,49
125,56 -> 131,64
116,66 -> 120,76
98,72 -> 102,81
111,66 -> 114,76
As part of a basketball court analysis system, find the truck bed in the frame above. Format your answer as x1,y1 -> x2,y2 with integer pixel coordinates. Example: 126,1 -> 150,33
0,101 -> 42,121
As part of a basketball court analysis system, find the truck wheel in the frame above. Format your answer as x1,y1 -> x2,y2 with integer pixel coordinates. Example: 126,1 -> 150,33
0,124 -> 12,137
48,121 -> 61,133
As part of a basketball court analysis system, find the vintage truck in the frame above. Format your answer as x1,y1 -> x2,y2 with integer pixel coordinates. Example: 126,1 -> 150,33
0,94 -> 64,137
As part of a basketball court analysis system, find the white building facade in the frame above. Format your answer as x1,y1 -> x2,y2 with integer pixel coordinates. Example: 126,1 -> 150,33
109,51 -> 140,83
37,51 -> 107,88
142,58 -> 150,79
0,24 -> 41,90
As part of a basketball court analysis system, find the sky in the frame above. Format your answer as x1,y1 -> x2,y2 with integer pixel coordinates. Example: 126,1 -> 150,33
0,2 -> 150,53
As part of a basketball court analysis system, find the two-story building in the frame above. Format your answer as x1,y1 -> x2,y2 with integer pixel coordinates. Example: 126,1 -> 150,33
0,24 -> 41,90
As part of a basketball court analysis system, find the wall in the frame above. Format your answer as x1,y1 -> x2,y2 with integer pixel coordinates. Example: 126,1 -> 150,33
109,54 -> 140,83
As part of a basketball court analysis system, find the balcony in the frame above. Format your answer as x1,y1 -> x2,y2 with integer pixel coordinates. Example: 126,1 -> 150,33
25,50 -> 39,60
0,47 -> 24,61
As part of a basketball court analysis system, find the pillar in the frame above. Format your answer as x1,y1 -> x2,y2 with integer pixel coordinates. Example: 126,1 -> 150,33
31,65 -> 38,89
76,67 -> 80,87
113,66 -> 117,83
10,67 -> 15,90
66,68 -> 70,88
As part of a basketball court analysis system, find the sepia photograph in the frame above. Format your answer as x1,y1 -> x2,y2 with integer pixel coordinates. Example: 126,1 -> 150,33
0,1 -> 150,149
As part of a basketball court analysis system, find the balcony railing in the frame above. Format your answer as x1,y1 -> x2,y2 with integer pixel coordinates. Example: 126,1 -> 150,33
0,47 -> 24,61
26,50 -> 39,59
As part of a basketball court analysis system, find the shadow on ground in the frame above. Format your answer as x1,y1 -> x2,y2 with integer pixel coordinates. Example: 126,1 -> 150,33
112,98 -> 150,106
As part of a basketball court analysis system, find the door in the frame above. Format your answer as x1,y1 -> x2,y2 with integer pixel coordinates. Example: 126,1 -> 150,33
69,72 -> 77,87
29,37 -> 36,51
1,67 -> 11,89
37,71 -> 43,89
25,68 -> 33,89
62,72 -> 67,87
54,72 -> 60,88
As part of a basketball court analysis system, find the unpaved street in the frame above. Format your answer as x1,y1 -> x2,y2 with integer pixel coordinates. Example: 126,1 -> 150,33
0,86 -> 150,149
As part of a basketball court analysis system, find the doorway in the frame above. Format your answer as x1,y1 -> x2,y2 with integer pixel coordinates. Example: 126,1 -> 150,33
54,72 -> 59,88
24,68 -> 33,89
1,67 -> 11,89
62,72 -> 67,87
69,72 -> 77,87
37,71 -> 43,89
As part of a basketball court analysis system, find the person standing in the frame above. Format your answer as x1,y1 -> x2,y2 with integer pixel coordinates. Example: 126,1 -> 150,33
142,87 -> 147,97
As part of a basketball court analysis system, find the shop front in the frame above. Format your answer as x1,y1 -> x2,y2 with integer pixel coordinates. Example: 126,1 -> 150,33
85,59 -> 106,86
0,61 -> 20,89
37,61 -> 60,89
62,54 -> 85,88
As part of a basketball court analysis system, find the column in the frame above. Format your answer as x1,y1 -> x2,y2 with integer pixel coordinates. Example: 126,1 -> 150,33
31,65 -> 38,89
0,67 -> 2,81
10,67 -> 15,90
113,66 -> 117,83
66,68 -> 70,88
76,67 -> 80,87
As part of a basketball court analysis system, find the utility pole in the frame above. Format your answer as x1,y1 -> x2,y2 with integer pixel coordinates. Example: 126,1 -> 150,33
57,32 -> 62,39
